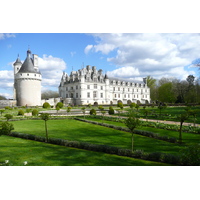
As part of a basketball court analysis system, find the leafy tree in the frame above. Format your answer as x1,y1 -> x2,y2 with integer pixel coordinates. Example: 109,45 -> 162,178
177,112 -> 189,144
41,90 -> 59,99
130,102 -> 136,109
158,82 -> 176,103
108,107 -> 114,115
135,104 -> 140,112
0,121 -> 14,135
40,113 -> 50,142
81,107 -> 86,119
56,106 -> 60,113
4,114 -> 13,121
142,109 -> 151,121
0,95 -> 7,100
101,110 -> 106,124
124,110 -> 141,152
0,110 -> 5,116
67,106 -> 72,115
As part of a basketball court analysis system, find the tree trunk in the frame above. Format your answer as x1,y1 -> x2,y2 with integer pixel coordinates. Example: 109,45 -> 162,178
132,132 -> 134,152
45,120 -> 48,142
179,122 -> 183,144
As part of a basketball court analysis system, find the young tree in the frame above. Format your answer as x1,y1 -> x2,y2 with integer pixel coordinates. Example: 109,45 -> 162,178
4,114 -> 13,121
67,106 -> 72,115
0,110 -> 5,116
101,110 -> 106,124
40,113 -> 50,142
0,121 -> 14,135
124,110 -> 140,152
81,107 -> 86,119
177,112 -> 189,144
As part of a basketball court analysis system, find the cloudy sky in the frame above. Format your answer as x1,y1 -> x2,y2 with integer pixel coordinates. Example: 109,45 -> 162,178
0,33 -> 199,98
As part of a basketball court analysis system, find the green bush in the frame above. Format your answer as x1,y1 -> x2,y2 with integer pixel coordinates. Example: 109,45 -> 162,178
90,109 -> 96,115
43,102 -> 51,109
32,109 -> 39,116
4,114 -> 13,121
18,110 -> 24,116
108,108 -> 115,115
0,122 -> 14,135
56,102 -> 63,108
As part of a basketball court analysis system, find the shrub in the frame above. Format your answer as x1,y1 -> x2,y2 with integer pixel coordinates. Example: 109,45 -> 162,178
4,114 -> 13,121
43,102 -> 51,109
0,122 -> 14,135
56,102 -> 63,108
18,110 -> 24,116
32,109 -> 39,116
146,152 -> 163,162
161,154 -> 180,165
94,102 -> 98,106
90,109 -> 96,115
108,108 -> 115,115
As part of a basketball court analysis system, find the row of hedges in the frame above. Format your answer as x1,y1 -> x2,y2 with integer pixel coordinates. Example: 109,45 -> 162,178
74,118 -> 178,143
8,131 -> 184,165
89,115 -> 200,134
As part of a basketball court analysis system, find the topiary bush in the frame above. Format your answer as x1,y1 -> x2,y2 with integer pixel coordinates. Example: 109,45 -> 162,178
90,109 -> 96,115
108,107 -> 115,115
43,102 -> 51,109
56,102 -> 63,108
18,109 -> 24,116
32,109 -> 39,116
0,121 -> 14,135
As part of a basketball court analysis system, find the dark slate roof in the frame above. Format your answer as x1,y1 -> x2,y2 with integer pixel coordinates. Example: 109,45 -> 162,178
14,55 -> 22,65
17,50 -> 41,74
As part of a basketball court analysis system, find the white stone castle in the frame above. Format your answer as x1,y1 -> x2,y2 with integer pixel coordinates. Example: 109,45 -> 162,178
59,65 -> 151,105
13,49 -> 42,106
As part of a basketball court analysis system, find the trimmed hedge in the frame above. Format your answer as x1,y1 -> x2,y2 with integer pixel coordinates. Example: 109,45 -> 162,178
74,117 -> 178,143
8,131 -> 181,165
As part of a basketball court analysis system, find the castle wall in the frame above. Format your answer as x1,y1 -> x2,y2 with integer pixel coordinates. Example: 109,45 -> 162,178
16,78 -> 41,106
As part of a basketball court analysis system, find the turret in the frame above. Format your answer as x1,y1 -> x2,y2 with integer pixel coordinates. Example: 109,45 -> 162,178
13,54 -> 22,75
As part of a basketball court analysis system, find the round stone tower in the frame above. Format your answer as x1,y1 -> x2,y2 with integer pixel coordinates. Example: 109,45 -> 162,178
14,49 -> 42,106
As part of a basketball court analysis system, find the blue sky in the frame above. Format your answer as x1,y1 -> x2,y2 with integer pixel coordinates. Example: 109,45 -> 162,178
0,33 -> 200,98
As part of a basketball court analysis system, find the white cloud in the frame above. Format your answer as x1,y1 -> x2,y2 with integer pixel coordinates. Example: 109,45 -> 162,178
107,66 -> 140,78
86,33 -> 200,80
84,45 -> 93,54
70,51 -> 76,57
0,33 -> 16,40
38,54 -> 67,88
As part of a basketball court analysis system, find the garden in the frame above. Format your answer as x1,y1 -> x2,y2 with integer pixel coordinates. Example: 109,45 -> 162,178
0,102 -> 200,166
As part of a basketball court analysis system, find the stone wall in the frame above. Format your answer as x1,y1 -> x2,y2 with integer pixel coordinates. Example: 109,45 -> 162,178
0,100 -> 17,108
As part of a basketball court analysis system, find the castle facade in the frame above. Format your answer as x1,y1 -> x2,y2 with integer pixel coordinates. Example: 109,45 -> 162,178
59,65 -> 150,105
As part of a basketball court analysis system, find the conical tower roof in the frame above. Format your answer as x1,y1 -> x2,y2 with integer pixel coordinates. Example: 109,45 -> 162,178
18,49 -> 41,74
14,54 -> 22,65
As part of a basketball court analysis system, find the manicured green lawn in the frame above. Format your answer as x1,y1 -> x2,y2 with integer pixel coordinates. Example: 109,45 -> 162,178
0,135 -> 168,166
81,116 -> 200,146
11,119 -> 182,155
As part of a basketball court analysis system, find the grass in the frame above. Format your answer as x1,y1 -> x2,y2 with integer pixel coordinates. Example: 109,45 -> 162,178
79,116 -> 200,146
11,119 -> 183,155
0,135 -> 168,166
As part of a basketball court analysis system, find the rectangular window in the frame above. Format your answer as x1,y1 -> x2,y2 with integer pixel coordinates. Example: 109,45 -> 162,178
128,94 -> 130,98
71,86 -> 73,90
118,94 -> 120,98
94,84 -> 97,89
76,85 -> 78,89
118,87 -> 120,91
101,93 -> 103,98
66,94 -> 68,98
113,87 -> 115,91
87,92 -> 90,98
76,93 -> 78,98
128,88 -> 129,92
101,86 -> 103,90
115,94 -> 117,98
87,85 -> 90,89
66,87 -> 68,91
93,91 -> 97,98
71,93 -> 73,98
